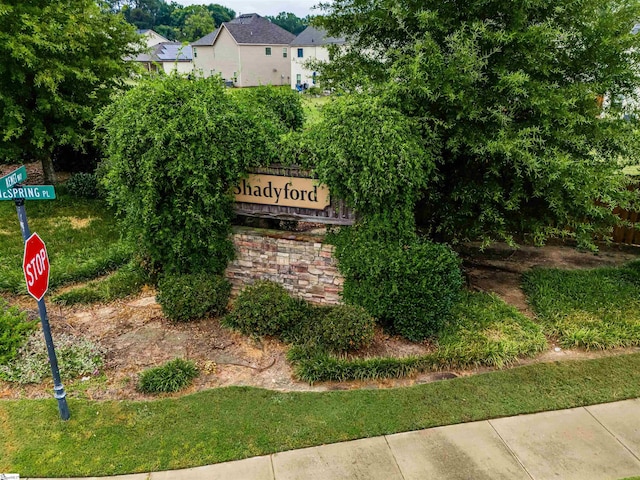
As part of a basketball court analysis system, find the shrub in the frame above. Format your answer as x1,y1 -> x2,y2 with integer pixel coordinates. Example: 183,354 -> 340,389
317,304 -> 375,353
97,75 -> 284,275
156,273 -> 230,322
333,229 -> 464,341
0,300 -> 36,365
63,172 -> 99,198
236,85 -> 305,131
0,332 -> 103,383
137,358 -> 198,394
223,280 -> 309,337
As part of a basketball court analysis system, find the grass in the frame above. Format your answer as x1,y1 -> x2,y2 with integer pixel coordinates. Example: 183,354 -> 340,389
291,292 -> 547,383
0,193 -> 131,294
301,94 -> 331,125
522,261 -> 640,349
52,261 -> 149,305
2,353 -> 640,477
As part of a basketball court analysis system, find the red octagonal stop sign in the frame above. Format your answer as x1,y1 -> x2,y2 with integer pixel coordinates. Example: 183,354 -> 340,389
23,232 -> 50,301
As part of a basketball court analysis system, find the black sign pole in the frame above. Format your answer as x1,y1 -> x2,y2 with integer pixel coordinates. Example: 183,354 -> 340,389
14,195 -> 70,421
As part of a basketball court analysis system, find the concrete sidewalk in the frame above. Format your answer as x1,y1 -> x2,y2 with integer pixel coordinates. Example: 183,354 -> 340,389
28,398 -> 640,480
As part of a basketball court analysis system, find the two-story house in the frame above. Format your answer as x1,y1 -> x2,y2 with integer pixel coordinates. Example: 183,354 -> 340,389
192,14 -> 295,87
290,26 -> 345,90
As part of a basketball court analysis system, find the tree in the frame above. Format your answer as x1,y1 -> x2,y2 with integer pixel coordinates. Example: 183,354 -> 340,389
0,0 -> 143,182
181,6 -> 216,42
267,12 -> 308,35
315,0 -> 640,247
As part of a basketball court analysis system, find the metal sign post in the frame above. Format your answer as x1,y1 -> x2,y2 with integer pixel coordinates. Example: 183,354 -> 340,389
1,167 -> 69,420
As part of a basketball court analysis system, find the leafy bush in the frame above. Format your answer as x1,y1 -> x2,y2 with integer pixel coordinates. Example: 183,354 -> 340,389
63,172 -> 99,198
98,75 -> 284,275
0,300 -> 36,365
317,304 -> 375,353
333,229 -> 463,341
157,273 -> 230,322
223,280 -> 309,337
235,85 -> 305,131
311,94 -> 435,231
0,332 -> 104,384
137,358 -> 199,394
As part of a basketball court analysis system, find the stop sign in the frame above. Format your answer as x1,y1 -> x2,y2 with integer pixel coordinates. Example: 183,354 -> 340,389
23,232 -> 50,301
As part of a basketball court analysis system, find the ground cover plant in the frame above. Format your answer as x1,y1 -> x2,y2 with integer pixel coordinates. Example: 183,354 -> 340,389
0,299 -> 36,365
523,260 -> 640,349
2,353 -> 640,477
52,262 -> 149,306
290,291 -> 547,383
0,332 -> 104,384
0,193 -> 131,294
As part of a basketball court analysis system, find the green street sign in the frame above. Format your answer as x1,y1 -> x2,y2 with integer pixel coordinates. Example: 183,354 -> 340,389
0,166 -> 27,192
0,185 -> 56,201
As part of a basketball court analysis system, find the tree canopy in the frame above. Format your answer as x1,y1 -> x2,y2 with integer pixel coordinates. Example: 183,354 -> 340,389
315,0 -> 640,247
266,12 -> 309,35
106,0 -> 235,41
0,0 -> 143,181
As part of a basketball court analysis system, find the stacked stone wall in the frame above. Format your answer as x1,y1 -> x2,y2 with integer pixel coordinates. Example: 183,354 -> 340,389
224,227 -> 344,304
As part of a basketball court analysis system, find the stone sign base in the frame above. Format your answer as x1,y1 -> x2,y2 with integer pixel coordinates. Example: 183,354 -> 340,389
225,227 -> 344,305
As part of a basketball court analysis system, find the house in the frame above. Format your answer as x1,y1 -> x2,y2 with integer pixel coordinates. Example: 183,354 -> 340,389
134,41 -> 194,74
131,30 -> 194,74
137,29 -> 169,48
290,26 -> 345,90
191,14 -> 295,87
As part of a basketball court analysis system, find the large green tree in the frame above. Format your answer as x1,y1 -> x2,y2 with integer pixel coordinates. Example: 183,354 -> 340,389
0,0 -> 142,182
315,0 -> 640,247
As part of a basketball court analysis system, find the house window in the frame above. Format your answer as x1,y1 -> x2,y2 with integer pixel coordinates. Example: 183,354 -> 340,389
193,48 -> 197,58
296,74 -> 301,85
297,48 -> 303,58
265,47 -> 272,56
283,48 -> 287,58
312,72 -> 317,85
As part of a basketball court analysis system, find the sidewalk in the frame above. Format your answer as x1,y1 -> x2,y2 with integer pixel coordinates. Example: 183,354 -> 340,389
28,398 -> 640,480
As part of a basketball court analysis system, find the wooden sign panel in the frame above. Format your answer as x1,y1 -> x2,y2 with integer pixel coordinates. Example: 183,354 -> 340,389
233,174 -> 330,210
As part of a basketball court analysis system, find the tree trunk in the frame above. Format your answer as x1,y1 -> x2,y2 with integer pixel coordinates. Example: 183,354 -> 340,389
41,155 -> 57,185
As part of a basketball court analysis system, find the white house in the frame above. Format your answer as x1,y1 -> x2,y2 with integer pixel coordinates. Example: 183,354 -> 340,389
290,26 -> 345,90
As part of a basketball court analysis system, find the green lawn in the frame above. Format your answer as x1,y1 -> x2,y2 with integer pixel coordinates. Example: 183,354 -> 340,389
0,193 -> 130,294
522,261 -> 640,349
301,94 -> 331,125
2,353 -> 640,477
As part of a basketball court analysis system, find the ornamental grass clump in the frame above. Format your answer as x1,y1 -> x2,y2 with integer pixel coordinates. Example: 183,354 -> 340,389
137,358 -> 199,394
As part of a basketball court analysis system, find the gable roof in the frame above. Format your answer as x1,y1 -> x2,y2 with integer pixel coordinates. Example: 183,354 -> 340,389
291,26 -> 345,47
192,28 -> 219,46
224,13 -> 296,45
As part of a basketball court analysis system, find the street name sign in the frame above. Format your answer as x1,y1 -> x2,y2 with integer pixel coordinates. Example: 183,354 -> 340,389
1,185 -> 56,201
0,166 -> 27,192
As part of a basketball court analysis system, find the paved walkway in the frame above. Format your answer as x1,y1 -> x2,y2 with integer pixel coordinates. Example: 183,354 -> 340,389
27,398 -> 640,480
